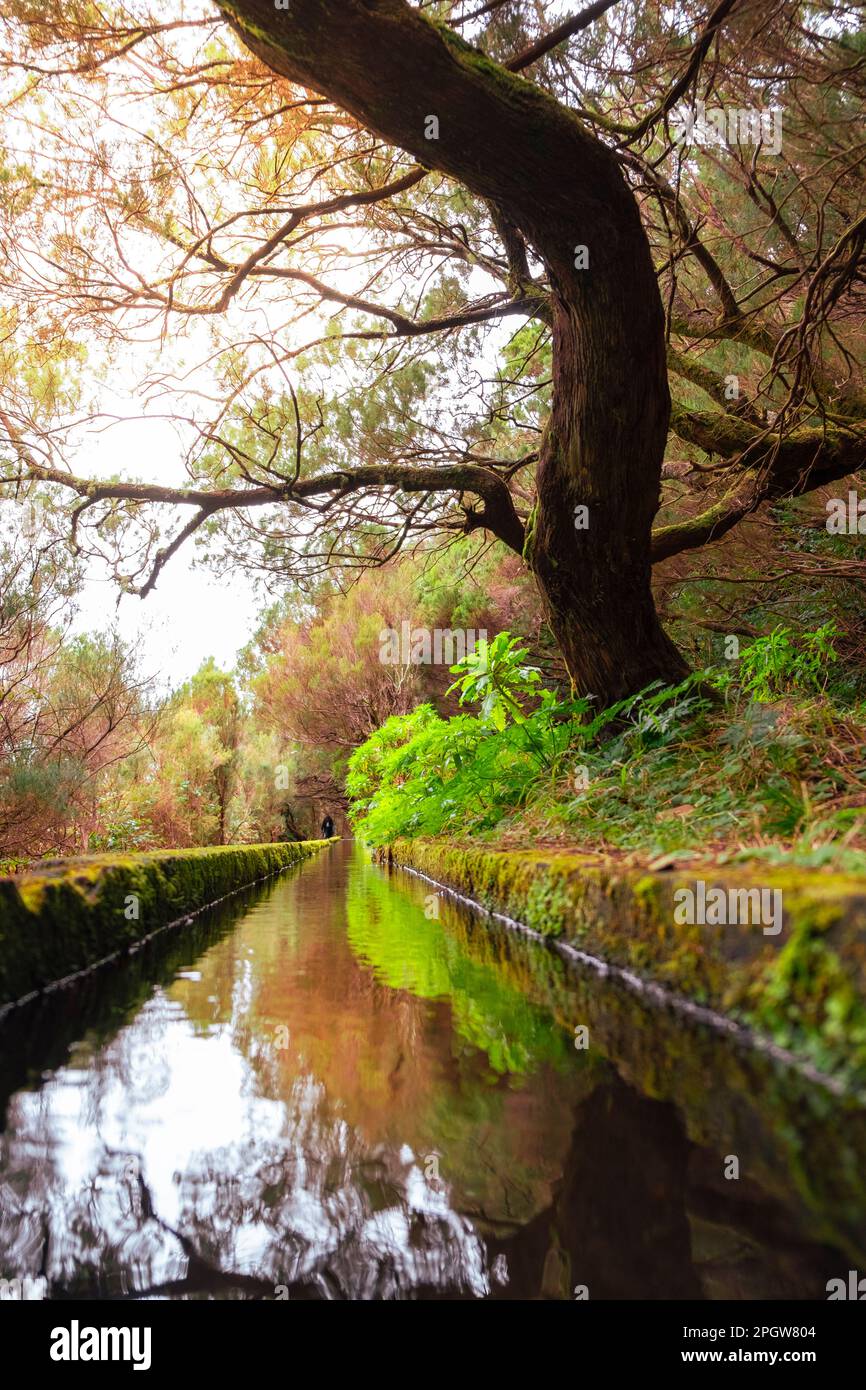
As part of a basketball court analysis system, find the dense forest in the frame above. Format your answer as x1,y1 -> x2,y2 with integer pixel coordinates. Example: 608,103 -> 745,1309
2,523 -> 866,872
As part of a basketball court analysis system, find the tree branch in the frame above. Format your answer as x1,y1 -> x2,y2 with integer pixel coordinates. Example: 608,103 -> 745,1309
506,1 -> 621,73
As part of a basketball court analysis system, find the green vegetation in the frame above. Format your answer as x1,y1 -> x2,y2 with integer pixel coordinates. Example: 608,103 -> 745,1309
0,534 -> 546,869
0,839 -> 329,1005
345,623 -> 866,1083
344,858 -> 578,1078
735,622 -> 839,703
375,837 -> 866,1086
348,628 -> 866,874
1,0 -> 866,1310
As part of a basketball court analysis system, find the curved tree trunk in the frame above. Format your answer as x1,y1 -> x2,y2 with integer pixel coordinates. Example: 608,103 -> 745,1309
217,0 -> 690,703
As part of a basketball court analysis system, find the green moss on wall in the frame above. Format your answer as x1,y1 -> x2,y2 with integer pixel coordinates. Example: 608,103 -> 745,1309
0,840 -> 331,1006
377,840 -> 866,1087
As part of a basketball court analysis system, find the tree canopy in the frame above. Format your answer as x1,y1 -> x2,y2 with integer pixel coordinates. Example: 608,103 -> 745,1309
1,0 -> 864,698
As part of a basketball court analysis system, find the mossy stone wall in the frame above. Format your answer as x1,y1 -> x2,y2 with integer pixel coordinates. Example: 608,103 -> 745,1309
378,840 -> 866,1085
0,841 -> 329,1006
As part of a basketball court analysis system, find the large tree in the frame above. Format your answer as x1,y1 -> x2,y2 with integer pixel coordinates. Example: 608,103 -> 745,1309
1,1 -> 864,702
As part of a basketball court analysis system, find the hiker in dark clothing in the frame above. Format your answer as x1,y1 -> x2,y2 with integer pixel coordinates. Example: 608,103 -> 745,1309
321,814 -> 335,839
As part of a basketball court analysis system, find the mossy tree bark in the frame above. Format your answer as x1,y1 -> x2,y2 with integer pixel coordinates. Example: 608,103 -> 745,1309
217,0 -> 689,702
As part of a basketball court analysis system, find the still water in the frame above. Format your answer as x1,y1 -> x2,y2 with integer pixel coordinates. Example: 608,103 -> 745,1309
1,841 -> 865,1300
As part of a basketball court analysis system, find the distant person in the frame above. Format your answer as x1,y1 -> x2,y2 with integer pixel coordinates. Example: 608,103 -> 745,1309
321,814 -> 335,839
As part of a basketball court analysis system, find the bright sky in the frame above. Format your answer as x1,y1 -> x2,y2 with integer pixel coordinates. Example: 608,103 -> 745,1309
68,401 -> 265,693
73,556 -> 259,692
5,4 -> 522,693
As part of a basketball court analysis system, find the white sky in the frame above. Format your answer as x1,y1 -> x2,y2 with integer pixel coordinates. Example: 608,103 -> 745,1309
73,553 -> 259,692
68,400 -> 264,693
5,5 -> 524,693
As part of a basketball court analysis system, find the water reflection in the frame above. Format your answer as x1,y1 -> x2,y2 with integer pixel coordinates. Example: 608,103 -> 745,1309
0,842 -> 863,1299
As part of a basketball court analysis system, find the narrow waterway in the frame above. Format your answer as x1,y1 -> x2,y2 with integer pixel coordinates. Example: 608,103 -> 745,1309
1,841 -> 864,1300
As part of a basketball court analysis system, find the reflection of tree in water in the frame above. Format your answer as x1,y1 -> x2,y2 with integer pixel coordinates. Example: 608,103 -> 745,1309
2,1058 -> 850,1299
164,1083 -> 491,1299
1,848 -> 858,1300
0,886 -> 579,1299
116,1002 -> 174,1107
484,1078 -> 848,1301
0,1144 -> 180,1299
484,1079 -> 701,1300
0,1058 -> 495,1299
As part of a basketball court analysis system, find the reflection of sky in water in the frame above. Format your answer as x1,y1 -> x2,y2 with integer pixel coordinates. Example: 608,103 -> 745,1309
1,847 -> 564,1298
1,989 -> 492,1297
34,994 -> 284,1227
6,843 -> 857,1301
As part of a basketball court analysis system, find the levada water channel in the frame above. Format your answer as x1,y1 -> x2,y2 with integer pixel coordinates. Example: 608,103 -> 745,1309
1,841 -> 864,1300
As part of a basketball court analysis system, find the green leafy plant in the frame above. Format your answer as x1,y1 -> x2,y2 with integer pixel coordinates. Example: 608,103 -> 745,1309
346,632 -> 866,874
446,632 -> 542,729
738,622 -> 839,702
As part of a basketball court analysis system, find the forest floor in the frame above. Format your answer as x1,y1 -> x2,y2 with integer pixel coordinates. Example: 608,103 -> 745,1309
471,696 -> 866,876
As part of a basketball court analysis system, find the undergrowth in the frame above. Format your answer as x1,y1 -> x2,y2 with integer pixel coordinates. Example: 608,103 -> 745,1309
347,627 -> 866,871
